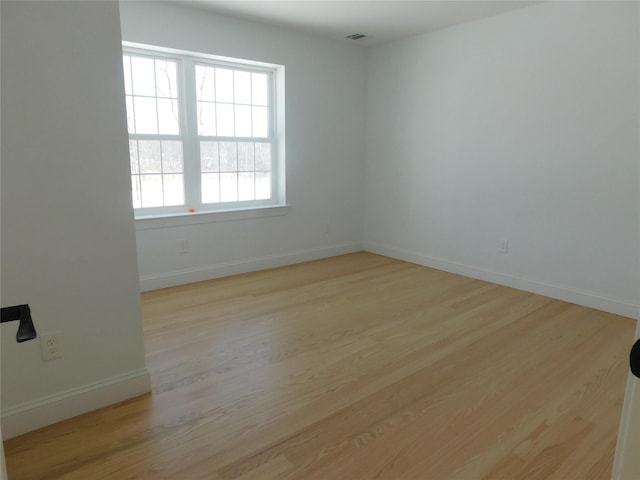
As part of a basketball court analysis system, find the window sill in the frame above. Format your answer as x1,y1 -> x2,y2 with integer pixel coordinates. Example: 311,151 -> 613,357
134,204 -> 291,230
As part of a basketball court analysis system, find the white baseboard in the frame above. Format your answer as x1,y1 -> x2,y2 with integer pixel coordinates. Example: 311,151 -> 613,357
139,242 -> 363,292
1,368 -> 151,439
364,241 -> 639,319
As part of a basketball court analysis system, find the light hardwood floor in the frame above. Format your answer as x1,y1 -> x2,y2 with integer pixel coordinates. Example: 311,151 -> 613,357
4,253 -> 636,479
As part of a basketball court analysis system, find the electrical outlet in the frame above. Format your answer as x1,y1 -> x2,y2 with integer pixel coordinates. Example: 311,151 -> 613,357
499,238 -> 509,254
41,333 -> 63,361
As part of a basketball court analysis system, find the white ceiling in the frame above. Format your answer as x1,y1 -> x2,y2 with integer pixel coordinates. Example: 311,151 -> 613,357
183,1 -> 542,47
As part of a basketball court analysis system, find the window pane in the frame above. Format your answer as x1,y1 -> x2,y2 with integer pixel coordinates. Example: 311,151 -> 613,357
155,59 -> 177,98
134,97 -> 158,134
252,106 -> 268,138
197,102 -> 216,135
251,73 -> 268,106
131,175 -> 142,208
157,98 -> 179,135
138,140 -> 162,173
219,142 -> 237,172
195,64 -> 215,101
125,96 -> 135,134
237,142 -> 254,171
200,141 -> 219,172
215,68 -> 234,103
125,50 -> 280,213
238,172 -> 255,201
216,103 -> 234,137
163,174 -> 184,206
129,140 -> 139,174
201,173 -> 220,203
220,173 -> 238,202
140,174 -> 163,207
234,70 -> 251,104
123,56 -> 133,95
235,105 -> 252,137
131,56 -> 155,96
255,172 -> 271,199
161,141 -> 183,173
255,142 -> 271,171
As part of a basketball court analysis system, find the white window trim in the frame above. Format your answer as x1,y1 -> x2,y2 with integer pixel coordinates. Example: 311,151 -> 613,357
122,42 -> 287,222
134,204 -> 292,230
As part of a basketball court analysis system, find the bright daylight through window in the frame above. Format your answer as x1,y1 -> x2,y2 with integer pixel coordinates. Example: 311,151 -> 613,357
122,45 -> 284,218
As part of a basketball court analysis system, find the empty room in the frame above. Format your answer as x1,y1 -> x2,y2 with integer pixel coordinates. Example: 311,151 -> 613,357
1,1 -> 639,479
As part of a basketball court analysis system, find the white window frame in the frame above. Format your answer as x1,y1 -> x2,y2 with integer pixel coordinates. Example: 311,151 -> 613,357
122,42 -> 287,223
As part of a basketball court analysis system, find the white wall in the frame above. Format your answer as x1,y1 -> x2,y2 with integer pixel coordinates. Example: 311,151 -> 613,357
1,1 -> 150,438
364,1 -> 640,317
119,2 -> 367,290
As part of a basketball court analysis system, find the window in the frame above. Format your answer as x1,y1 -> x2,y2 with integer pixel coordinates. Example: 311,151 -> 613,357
122,44 -> 284,218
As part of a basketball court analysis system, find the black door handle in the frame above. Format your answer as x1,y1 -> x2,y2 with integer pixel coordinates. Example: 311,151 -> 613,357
631,339 -> 640,378
1,304 -> 38,342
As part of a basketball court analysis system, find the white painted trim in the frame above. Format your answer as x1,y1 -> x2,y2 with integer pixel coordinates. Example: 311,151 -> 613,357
0,368 -> 151,440
363,241 -> 640,319
613,374 -> 638,480
1,424 -> 6,480
612,322 -> 640,480
139,242 -> 363,292
135,205 -> 291,230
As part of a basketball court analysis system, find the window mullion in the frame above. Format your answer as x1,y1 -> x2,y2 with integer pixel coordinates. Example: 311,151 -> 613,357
182,58 -> 200,210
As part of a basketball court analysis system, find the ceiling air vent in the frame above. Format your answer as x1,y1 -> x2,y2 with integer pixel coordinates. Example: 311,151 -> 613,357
346,33 -> 367,40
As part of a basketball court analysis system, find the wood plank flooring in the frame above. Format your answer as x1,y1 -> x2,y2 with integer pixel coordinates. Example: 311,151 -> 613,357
4,253 -> 636,479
